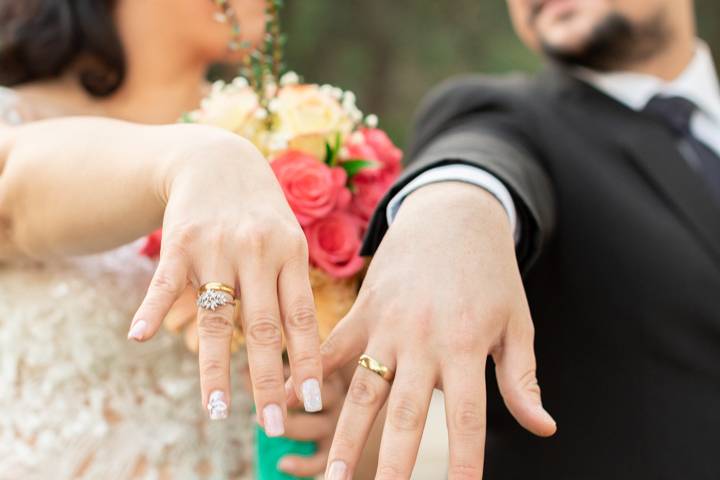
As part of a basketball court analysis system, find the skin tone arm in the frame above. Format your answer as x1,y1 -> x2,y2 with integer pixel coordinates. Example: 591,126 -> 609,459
0,118 -> 323,432
287,182 -> 556,479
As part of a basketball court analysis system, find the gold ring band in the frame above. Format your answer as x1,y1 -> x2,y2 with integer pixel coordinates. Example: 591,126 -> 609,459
198,282 -> 236,299
358,354 -> 395,382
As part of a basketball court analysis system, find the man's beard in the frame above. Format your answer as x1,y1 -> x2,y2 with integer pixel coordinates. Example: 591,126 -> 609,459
540,12 -> 671,72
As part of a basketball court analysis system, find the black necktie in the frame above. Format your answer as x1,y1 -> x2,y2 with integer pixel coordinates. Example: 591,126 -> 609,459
643,95 -> 720,206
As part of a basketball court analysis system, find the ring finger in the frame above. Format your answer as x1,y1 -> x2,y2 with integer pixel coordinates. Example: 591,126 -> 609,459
195,275 -> 237,421
325,345 -> 394,480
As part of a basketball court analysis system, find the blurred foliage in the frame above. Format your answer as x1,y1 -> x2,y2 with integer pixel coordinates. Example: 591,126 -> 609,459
280,0 -> 720,148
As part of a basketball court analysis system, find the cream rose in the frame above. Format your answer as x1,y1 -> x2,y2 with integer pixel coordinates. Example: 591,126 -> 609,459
193,83 -> 261,134
270,84 -> 355,157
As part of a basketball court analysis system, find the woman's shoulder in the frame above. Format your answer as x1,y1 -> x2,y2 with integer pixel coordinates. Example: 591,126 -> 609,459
0,80 -> 94,125
0,86 -> 34,125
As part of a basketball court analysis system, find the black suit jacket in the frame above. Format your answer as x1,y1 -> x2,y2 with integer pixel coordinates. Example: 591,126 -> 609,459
363,68 -> 720,479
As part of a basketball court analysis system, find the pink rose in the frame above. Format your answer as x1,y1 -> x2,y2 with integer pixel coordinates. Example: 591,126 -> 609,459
305,211 -> 365,278
351,170 -> 395,221
271,150 -> 351,226
344,128 -> 402,179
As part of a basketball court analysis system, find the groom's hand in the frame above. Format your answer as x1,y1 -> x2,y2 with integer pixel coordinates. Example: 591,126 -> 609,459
297,182 -> 556,479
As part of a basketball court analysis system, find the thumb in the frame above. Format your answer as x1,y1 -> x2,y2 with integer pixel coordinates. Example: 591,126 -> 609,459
493,315 -> 557,437
285,309 -> 366,407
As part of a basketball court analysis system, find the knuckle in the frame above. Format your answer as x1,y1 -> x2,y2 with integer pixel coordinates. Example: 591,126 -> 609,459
518,368 -> 541,397
286,303 -> 317,332
448,463 -> 482,479
252,371 -> 284,392
169,223 -> 201,251
247,317 -> 282,347
200,357 -> 226,382
331,430 -> 356,454
150,271 -> 182,296
348,377 -> 380,407
452,399 -> 485,435
388,398 -> 424,432
447,313 -> 484,354
197,313 -> 234,338
289,349 -> 320,371
376,464 -> 407,480
242,224 -> 272,255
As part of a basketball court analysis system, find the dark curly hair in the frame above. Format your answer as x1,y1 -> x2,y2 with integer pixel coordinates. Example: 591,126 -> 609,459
0,0 -> 124,96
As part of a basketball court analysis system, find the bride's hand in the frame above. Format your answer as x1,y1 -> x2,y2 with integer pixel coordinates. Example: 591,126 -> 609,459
127,128 -> 323,431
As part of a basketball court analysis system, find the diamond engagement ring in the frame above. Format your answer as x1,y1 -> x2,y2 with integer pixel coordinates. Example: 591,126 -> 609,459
197,282 -> 236,311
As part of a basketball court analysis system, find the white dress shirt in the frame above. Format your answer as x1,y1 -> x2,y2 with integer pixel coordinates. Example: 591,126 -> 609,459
387,41 -> 720,243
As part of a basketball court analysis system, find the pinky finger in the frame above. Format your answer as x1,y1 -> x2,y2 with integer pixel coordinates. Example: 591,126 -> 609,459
129,250 -> 188,342
278,451 -> 329,478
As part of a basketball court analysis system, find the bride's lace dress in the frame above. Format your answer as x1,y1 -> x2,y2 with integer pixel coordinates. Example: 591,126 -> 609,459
0,89 -> 254,480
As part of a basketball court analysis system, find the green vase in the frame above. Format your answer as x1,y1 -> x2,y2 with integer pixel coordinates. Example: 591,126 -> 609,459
255,423 -> 317,480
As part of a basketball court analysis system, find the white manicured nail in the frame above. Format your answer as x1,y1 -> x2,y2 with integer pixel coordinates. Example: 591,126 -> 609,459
262,404 -> 284,437
302,378 -> 323,413
326,460 -> 347,480
207,391 -> 228,420
127,320 -> 147,341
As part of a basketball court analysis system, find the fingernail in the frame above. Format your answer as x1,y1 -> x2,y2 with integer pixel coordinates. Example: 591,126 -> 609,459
326,460 -> 347,480
127,320 -> 147,341
277,457 -> 294,473
207,390 -> 228,420
539,405 -> 557,426
302,378 -> 322,413
262,404 -> 284,437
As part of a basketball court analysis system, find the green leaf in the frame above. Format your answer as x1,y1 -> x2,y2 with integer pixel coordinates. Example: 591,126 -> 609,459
324,141 -> 335,166
341,159 -> 379,179
324,133 -> 344,167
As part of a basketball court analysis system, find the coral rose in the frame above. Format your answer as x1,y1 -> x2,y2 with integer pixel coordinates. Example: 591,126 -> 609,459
271,151 -> 351,226
344,128 -> 402,178
305,210 -> 365,278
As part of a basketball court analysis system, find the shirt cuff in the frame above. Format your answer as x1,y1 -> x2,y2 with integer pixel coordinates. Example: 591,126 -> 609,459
385,164 -> 521,243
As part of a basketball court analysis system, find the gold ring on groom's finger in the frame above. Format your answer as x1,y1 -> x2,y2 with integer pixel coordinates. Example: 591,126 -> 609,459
358,354 -> 395,382
197,282 -> 237,311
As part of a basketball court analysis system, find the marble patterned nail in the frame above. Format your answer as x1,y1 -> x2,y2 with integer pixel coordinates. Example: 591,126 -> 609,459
302,378 -> 323,413
207,390 -> 228,420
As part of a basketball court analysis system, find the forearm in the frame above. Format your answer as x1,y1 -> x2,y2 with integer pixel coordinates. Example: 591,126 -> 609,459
0,117 -> 251,259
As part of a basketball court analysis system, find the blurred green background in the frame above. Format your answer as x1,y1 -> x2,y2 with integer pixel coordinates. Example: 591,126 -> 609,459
281,0 -> 720,148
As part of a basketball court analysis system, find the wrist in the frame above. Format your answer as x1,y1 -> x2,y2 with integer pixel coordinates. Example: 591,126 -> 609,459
154,124 -> 264,207
401,181 -> 509,223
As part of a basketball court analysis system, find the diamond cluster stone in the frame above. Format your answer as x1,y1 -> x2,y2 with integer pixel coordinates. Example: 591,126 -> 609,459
197,289 -> 232,311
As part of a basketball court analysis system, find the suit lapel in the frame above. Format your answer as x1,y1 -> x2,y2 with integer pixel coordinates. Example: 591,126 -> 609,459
544,68 -> 720,266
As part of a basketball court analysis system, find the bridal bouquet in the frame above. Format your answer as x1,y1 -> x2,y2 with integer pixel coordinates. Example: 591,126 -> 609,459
189,73 -> 402,340
142,74 -> 402,342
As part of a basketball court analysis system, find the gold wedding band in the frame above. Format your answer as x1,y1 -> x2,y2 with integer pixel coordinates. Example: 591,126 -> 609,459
199,282 -> 236,298
358,354 -> 395,382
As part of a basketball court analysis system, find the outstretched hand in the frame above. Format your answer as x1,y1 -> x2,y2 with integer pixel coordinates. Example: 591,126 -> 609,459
289,182 -> 556,479
126,132 -> 323,432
